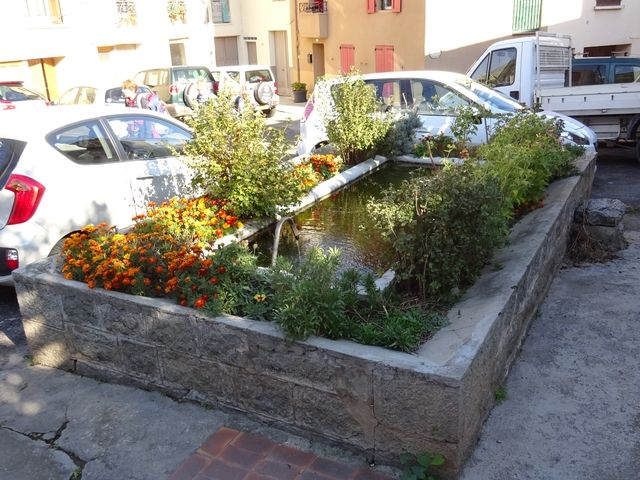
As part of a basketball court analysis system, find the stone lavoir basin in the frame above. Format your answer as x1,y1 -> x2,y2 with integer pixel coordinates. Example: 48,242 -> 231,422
13,152 -> 596,478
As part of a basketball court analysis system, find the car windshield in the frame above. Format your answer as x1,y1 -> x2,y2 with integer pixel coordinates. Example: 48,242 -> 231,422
0,84 -> 43,102
244,70 -> 273,83
454,78 -> 524,113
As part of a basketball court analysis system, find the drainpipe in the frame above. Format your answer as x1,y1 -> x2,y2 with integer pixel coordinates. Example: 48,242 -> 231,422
294,0 -> 301,82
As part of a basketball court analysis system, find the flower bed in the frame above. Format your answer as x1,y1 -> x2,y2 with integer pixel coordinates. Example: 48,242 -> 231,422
14,152 -> 595,478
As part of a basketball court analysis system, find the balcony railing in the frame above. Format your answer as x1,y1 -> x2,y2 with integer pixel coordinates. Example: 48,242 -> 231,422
116,0 -> 137,26
299,1 -> 327,13
298,1 -> 328,38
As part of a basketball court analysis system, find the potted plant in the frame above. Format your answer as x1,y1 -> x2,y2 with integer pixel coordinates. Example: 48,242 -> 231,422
292,81 -> 307,103
167,0 -> 186,23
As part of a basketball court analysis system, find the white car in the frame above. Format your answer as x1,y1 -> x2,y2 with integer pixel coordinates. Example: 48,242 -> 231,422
57,84 -> 153,106
297,70 -> 598,155
210,64 -> 279,117
1,81 -> 50,112
0,106 -> 193,285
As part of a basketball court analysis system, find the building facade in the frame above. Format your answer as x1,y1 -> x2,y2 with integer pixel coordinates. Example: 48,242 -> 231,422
291,0 -> 426,91
423,0 -> 640,73
0,0 -> 295,101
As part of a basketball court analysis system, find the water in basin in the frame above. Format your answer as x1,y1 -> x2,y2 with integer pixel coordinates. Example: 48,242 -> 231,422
250,162 -> 429,276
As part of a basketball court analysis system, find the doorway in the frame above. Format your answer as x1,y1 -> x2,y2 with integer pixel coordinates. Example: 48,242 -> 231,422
312,43 -> 325,85
273,30 -> 290,95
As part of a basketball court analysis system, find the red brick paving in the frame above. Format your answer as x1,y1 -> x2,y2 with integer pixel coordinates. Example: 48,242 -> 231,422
168,427 -> 396,480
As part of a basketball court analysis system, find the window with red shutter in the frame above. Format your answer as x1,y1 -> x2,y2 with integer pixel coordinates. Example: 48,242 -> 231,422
367,0 -> 376,13
392,0 -> 401,13
340,45 -> 356,74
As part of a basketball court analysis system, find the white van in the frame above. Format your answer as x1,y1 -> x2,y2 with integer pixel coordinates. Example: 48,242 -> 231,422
210,64 -> 279,117
297,70 -> 597,156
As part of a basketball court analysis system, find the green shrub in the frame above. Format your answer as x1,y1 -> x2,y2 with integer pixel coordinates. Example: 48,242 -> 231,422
377,110 -> 423,159
368,162 -> 508,302
477,110 -> 580,213
324,71 -> 393,165
183,91 -> 304,219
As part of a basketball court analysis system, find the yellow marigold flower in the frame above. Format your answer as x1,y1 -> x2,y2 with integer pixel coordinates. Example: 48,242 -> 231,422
254,293 -> 267,302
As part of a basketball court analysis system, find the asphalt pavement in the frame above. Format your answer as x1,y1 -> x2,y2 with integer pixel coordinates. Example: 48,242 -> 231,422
1,132 -> 640,479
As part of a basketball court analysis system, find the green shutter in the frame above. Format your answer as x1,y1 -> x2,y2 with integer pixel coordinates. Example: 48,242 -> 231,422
512,0 -> 542,33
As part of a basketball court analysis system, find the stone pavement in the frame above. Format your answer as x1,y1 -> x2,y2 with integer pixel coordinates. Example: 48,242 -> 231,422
169,427 -> 393,480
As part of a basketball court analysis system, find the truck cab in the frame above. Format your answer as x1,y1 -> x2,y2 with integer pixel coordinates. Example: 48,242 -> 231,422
467,33 -> 571,109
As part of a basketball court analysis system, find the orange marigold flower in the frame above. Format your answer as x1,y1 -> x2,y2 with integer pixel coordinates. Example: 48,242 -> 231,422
217,266 -> 226,274
194,297 -> 207,309
144,278 -> 152,286
209,276 -> 218,284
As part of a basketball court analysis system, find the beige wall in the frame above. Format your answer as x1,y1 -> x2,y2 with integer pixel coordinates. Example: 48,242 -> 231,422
294,0 -> 426,91
424,0 -> 640,74
546,0 -> 640,56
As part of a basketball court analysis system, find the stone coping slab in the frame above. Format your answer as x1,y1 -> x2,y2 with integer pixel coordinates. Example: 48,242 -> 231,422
13,151 -> 596,478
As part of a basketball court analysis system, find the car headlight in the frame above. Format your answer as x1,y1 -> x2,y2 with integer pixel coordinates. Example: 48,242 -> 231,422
560,131 -> 590,146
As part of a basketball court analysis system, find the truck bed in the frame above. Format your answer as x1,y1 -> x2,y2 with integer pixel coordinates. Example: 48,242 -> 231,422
540,82 -> 640,117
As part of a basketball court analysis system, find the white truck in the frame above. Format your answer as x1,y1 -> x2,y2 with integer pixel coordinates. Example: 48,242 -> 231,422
467,32 -> 640,161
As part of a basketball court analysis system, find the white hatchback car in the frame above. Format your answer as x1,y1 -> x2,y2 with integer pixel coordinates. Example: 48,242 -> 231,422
297,70 -> 598,155
210,64 -> 279,117
0,106 -> 193,285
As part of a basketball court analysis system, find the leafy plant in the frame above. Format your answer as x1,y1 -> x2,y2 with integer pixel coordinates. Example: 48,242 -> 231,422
476,110 -> 579,214
414,133 -> 457,159
291,81 -> 307,91
167,0 -> 186,21
183,90 -> 304,219
495,386 -> 508,404
377,110 -> 423,159
368,162 -> 508,302
323,71 -> 393,165
400,451 -> 445,480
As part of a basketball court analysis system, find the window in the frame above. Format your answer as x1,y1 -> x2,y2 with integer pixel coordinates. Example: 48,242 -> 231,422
595,0 -> 621,6
512,0 -> 542,33
572,64 -> 607,86
367,0 -> 401,13
25,0 -> 62,23
108,116 -> 190,160
340,45 -> 355,74
374,45 -> 394,73
469,48 -> 517,87
211,0 -> 231,23
614,65 -> 640,83
49,122 -> 116,165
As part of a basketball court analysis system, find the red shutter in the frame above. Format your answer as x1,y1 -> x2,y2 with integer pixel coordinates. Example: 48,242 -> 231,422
392,0 -> 401,12
375,45 -> 394,72
367,0 -> 376,13
340,45 -> 356,74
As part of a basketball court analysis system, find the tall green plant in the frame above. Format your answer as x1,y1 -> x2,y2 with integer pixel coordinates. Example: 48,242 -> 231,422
182,91 -> 304,219
324,71 -> 392,165
368,162 -> 507,302
477,110 -> 579,213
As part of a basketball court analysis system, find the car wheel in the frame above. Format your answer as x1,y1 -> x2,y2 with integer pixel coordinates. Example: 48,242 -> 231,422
264,107 -> 277,118
183,83 -> 198,109
254,82 -> 274,106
